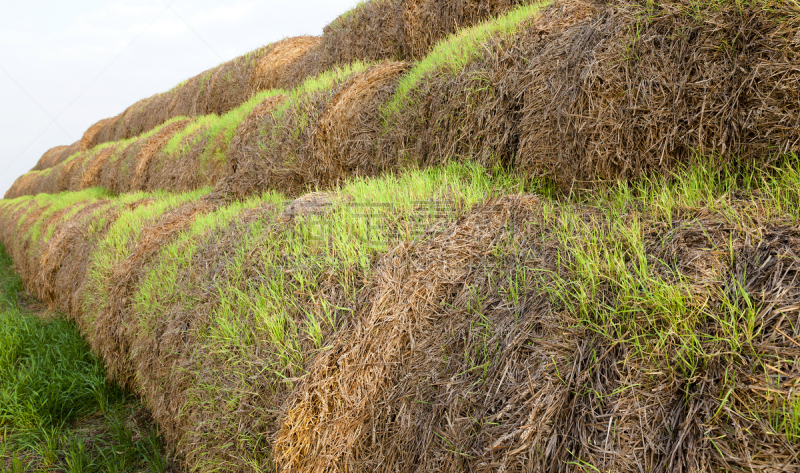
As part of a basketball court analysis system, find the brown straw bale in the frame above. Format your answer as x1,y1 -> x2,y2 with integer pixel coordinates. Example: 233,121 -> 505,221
146,125 -> 220,193
111,140 -> 152,195
274,196 -> 544,470
80,145 -> 121,190
167,67 -> 219,119
37,166 -> 66,195
224,94 -> 288,180
167,75 -> 205,118
81,117 -> 116,151
130,118 -> 193,191
381,0 -> 598,173
643,219 -> 800,471
226,66 -> 369,198
404,0 -> 534,59
92,198 -> 216,389
4,173 -> 37,199
10,202 -> 54,280
92,113 -> 125,147
247,36 -> 321,96
33,145 -> 69,171
201,46 -> 273,116
54,141 -> 82,166
59,153 -> 91,192
314,0 -> 405,73
514,0 -> 800,188
115,97 -> 153,142
37,200 -> 110,301
136,92 -> 176,139
50,205 -> 117,325
167,200 -> 353,471
124,203 -> 281,466
314,61 -> 410,185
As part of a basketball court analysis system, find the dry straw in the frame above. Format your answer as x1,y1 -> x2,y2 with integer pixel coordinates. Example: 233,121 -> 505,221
314,61 -> 410,185
81,146 -> 121,190
224,94 -> 288,178
274,196 -> 540,470
93,198 -> 217,388
225,65 -> 369,198
201,45 -> 273,115
130,118 -> 193,191
81,117 -> 116,151
33,145 -> 70,171
145,122 -> 226,194
247,36 -> 321,96
513,0 -> 800,187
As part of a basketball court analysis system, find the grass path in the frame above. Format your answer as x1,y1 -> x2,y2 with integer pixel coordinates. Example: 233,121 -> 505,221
0,244 -> 170,473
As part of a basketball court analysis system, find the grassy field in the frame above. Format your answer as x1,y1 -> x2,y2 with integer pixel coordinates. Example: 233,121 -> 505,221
0,244 -> 170,473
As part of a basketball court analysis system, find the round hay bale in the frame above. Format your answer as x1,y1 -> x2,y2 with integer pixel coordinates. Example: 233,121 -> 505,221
274,196 -> 541,471
4,172 -> 36,198
38,165 -> 65,195
131,118 -> 193,190
37,200 -> 110,307
93,197 -> 217,388
226,65 -> 367,198
403,0 -> 437,59
316,0 -> 405,69
199,45 -> 273,116
34,145 -> 69,171
146,122 -> 231,193
200,44 -> 273,116
167,75 -> 205,119
138,92 -> 175,139
96,143 -> 134,192
52,142 -> 81,169
225,94 -> 288,178
515,0 -> 800,188
314,61 -> 410,183
81,117 -> 114,151
247,36 -> 321,96
93,113 -> 125,146
81,146 -> 119,190
404,0 -> 534,59
378,0 -> 610,178
114,98 -> 152,142
59,153 -> 91,192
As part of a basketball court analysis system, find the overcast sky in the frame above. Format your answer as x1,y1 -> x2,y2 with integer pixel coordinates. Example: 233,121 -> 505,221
0,0 -> 361,196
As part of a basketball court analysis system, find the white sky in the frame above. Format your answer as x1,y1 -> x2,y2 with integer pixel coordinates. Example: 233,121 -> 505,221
0,0 -> 361,196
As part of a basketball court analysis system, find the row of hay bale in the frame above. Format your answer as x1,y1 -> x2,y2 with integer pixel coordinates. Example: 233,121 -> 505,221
5,88 -> 292,199
6,119 -> 205,199
2,165 -> 800,471
31,0 -> 537,170
15,0 -> 799,200
227,0 -> 800,196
